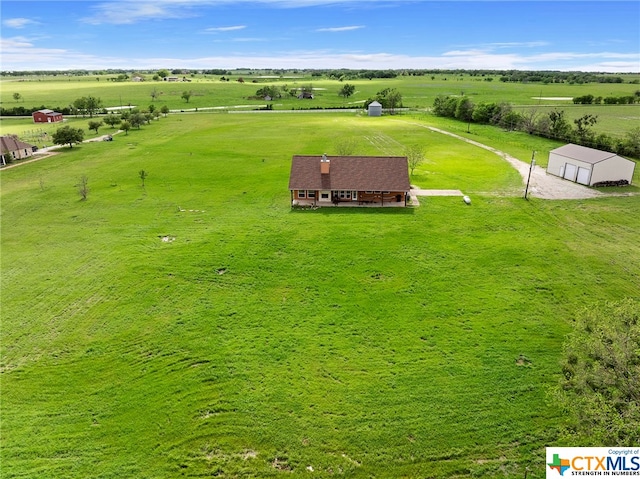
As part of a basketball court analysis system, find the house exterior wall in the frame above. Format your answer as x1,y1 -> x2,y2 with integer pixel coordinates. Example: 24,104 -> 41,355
293,189 -> 406,205
591,156 -> 636,185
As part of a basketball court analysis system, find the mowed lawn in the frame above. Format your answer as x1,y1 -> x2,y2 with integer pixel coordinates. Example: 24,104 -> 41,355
2,113 -> 639,478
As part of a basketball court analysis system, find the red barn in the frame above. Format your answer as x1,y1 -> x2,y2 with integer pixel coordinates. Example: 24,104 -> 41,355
32,109 -> 63,123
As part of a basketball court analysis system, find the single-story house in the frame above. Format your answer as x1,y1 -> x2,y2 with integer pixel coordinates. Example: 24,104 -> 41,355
0,135 -> 36,165
547,144 -> 636,186
297,92 -> 314,99
289,154 -> 410,207
32,109 -> 63,123
368,101 -> 382,117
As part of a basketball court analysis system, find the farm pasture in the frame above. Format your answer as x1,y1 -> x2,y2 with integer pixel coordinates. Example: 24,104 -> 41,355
1,111 -> 640,478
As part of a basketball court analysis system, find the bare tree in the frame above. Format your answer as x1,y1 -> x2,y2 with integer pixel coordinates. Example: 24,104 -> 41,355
334,138 -> 359,156
77,175 -> 89,201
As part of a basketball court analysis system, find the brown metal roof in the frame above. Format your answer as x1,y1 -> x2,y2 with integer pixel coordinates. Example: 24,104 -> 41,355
289,155 -> 410,191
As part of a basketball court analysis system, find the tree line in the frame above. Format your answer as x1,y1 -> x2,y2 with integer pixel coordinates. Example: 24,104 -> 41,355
432,95 -> 640,158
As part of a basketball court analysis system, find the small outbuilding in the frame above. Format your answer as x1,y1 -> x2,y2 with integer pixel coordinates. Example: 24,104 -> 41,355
32,109 -> 63,123
547,144 -> 635,186
368,101 -> 382,117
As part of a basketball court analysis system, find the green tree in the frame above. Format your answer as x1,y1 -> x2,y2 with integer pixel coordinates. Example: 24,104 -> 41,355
382,88 -> 402,114
139,169 -> 148,187
157,69 -> 169,79
52,125 -> 84,148
432,95 -> 458,117
120,120 -> 131,135
405,145 -> 425,176
338,83 -> 356,99
547,109 -> 572,141
160,105 -> 170,117
150,88 -> 160,102
573,114 -> 598,145
181,91 -> 192,103
103,114 -> 121,129
130,113 -> 145,129
455,97 -> 475,132
621,127 -> 640,157
13,93 -> 22,102
88,120 -> 103,134
73,96 -> 102,118
554,299 -> 640,446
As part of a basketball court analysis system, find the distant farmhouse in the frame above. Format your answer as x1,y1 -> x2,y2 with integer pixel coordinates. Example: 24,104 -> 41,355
289,154 -> 410,207
32,109 -> 63,123
1,135 -> 36,165
547,144 -> 635,186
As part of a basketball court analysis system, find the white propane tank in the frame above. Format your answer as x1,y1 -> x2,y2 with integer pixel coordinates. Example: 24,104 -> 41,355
463,195 -> 471,205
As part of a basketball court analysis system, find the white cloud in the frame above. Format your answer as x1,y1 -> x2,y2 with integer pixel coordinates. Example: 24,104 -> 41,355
80,0 -> 399,24
81,2 -> 197,25
316,26 -> 365,32
2,35 -> 637,73
204,25 -> 247,32
3,18 -> 39,29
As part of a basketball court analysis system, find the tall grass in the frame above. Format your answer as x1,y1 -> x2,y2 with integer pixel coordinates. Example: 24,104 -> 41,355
2,113 -> 639,478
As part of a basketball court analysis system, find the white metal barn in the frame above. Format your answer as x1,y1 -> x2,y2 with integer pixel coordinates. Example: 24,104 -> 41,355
547,144 -> 636,186
368,101 -> 382,117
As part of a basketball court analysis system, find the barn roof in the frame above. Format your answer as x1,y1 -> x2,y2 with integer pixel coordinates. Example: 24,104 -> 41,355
550,144 -> 619,165
33,109 -> 61,116
289,155 -> 410,191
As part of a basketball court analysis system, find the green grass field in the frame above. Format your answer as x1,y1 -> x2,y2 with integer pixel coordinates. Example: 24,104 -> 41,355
2,111 -> 640,478
2,73 -> 639,139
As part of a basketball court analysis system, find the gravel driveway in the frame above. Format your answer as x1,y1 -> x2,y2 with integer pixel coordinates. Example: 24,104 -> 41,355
395,120 -> 617,200
427,127 -> 603,200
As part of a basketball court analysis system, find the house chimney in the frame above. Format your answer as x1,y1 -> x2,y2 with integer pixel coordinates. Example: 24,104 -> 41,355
320,153 -> 330,174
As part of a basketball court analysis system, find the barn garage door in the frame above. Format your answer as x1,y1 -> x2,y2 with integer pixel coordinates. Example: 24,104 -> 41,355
563,163 -> 577,181
576,167 -> 591,185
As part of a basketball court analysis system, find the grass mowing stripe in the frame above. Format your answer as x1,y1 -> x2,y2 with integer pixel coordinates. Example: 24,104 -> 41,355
2,113 -> 639,478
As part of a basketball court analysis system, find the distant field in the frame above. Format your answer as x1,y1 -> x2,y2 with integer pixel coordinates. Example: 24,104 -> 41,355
2,73 -> 639,139
2,112 -> 639,478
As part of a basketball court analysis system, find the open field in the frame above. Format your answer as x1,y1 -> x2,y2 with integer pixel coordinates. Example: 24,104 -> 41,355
2,112 -> 640,478
2,73 -> 639,138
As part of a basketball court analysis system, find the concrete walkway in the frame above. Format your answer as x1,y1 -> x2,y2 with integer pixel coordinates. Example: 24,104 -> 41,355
409,188 -> 464,206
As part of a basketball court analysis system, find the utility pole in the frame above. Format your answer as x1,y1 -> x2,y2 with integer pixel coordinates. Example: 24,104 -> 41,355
524,151 -> 536,200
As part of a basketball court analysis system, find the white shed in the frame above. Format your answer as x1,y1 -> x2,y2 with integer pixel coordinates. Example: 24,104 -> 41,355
368,101 -> 382,117
547,144 -> 635,186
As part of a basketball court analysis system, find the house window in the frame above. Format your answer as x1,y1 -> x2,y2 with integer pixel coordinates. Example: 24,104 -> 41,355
307,190 -> 316,198
321,193 -> 329,199
298,190 -> 306,198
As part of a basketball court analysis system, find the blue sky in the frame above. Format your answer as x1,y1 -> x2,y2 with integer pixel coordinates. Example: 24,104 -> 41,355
1,1 -> 639,72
